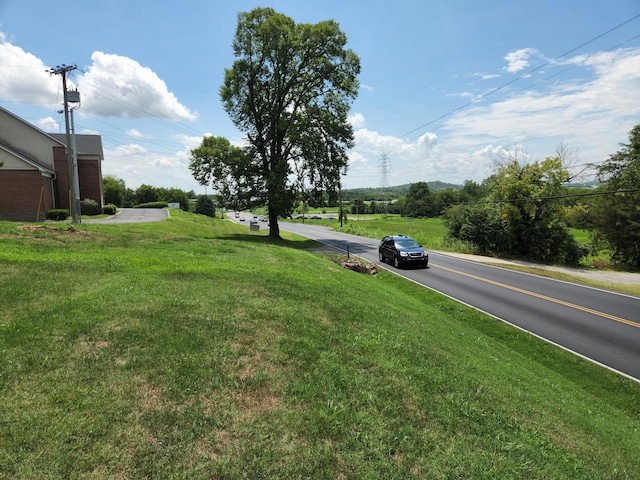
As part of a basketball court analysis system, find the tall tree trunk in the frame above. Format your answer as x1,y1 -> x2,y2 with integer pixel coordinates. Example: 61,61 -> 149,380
268,206 -> 281,239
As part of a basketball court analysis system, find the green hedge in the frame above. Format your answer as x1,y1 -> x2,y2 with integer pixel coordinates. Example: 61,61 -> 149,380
102,204 -> 117,215
135,202 -> 168,209
46,209 -> 69,221
80,199 -> 101,216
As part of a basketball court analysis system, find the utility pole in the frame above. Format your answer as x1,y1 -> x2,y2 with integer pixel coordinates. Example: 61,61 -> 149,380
47,64 -> 80,223
69,106 -> 82,223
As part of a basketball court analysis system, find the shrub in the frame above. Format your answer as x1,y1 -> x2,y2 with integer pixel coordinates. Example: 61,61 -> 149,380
46,209 -> 69,221
195,196 -> 216,217
135,202 -> 168,209
80,199 -> 101,216
102,204 -> 117,215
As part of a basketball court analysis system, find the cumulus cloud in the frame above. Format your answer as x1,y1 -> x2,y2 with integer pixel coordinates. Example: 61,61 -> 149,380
504,48 -> 539,73
348,112 -> 366,128
36,116 -> 60,132
348,122 -> 445,185
0,37 -> 59,105
0,35 -> 196,122
79,52 -> 197,121
103,142 -> 191,190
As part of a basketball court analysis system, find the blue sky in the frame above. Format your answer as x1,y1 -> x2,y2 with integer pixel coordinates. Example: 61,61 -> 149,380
1,0 -> 639,194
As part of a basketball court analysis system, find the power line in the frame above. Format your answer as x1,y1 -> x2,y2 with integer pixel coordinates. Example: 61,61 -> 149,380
395,13 -> 640,142
445,188 -> 640,208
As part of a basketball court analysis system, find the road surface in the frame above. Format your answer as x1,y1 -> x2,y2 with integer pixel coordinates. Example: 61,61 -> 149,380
275,219 -> 640,382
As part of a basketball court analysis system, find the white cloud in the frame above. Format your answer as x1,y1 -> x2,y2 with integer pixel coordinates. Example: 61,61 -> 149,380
36,116 -> 60,132
79,52 -> 197,121
0,35 -> 197,123
349,128 -> 445,185
343,47 -> 640,188
102,140 -> 201,192
473,72 -> 501,80
0,37 -> 60,105
348,112 -> 366,128
126,129 -> 145,139
504,48 -> 539,74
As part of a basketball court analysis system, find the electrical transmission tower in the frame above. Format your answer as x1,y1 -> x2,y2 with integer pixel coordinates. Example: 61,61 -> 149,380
378,152 -> 389,215
379,151 -> 390,216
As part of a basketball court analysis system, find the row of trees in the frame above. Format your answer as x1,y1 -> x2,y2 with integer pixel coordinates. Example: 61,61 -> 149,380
442,126 -> 640,268
103,176 -> 194,211
183,7 -> 638,268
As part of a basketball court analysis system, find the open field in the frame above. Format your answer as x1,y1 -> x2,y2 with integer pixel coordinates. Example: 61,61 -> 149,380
1,210 -> 639,478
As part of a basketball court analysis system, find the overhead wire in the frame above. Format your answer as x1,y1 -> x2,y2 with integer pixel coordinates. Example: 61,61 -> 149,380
364,14 -> 640,187
396,13 -> 640,143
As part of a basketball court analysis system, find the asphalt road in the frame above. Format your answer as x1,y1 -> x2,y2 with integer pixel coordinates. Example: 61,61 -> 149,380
276,220 -> 640,382
83,208 -> 170,224
96,210 -> 640,381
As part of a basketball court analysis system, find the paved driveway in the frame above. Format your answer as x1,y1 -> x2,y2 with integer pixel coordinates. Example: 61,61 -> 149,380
84,208 -> 170,224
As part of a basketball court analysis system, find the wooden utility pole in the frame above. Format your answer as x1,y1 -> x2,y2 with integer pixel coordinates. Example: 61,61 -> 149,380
47,64 -> 80,223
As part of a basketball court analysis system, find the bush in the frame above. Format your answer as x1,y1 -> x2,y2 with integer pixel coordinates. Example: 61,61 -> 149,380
80,199 -> 101,216
102,204 -> 117,215
135,202 -> 168,209
195,196 -> 216,217
46,209 -> 69,221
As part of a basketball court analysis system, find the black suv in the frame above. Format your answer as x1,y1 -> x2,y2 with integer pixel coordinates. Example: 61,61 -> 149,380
379,235 -> 429,268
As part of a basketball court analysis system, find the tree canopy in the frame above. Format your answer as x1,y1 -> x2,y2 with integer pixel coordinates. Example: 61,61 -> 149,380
594,124 -> 640,268
217,7 -> 360,237
188,135 -> 258,212
445,154 -> 586,265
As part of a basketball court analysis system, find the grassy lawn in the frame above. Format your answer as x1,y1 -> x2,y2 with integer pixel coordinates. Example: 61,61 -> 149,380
1,210 -> 639,478
337,215 -> 448,250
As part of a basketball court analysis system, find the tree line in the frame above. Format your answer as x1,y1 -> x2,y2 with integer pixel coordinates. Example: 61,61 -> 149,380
442,126 -> 640,268
102,176 -> 195,211
183,7 -> 639,269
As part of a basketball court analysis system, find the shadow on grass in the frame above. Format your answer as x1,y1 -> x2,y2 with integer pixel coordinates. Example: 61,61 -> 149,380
215,232 -> 321,251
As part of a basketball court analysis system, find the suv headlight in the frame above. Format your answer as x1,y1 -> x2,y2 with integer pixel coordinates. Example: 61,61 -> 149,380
399,251 -> 409,257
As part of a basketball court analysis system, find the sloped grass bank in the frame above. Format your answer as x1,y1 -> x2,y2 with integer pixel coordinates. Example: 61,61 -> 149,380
1,211 -> 639,478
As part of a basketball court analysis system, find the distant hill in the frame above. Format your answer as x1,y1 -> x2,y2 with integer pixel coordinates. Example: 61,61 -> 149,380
343,182 -> 461,200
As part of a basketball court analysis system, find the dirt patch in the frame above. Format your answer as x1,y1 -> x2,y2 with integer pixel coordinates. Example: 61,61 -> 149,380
18,225 -> 93,235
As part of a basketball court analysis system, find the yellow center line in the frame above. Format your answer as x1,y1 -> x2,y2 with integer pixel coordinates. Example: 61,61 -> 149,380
433,264 -> 640,329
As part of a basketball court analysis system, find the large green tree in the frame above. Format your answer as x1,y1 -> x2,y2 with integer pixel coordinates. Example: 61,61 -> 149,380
594,124 -> 640,268
446,155 -> 586,264
102,175 -> 127,207
401,182 -> 435,217
219,7 -> 360,238
189,135 -> 257,212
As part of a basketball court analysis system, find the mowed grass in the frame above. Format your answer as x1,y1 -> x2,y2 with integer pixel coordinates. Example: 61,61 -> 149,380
337,215 -> 451,251
1,210 -> 639,479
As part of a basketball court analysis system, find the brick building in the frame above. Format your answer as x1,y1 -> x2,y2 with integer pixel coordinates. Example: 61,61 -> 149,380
0,105 -> 104,221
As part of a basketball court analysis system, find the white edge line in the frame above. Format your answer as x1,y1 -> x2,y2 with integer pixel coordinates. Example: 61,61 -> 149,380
314,239 -> 640,384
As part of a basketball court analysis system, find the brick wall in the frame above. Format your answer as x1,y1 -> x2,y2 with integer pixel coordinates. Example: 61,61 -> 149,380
0,170 -> 54,221
53,146 -> 71,210
78,158 -> 104,208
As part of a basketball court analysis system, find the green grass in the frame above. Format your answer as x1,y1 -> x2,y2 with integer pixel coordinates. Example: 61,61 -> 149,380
335,215 -> 450,250
1,211 -> 640,478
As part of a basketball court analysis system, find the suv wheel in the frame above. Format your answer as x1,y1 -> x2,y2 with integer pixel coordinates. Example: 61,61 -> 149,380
379,251 -> 384,263
394,256 -> 400,268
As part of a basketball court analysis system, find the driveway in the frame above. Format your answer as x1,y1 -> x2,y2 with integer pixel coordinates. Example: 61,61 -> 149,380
84,208 -> 170,224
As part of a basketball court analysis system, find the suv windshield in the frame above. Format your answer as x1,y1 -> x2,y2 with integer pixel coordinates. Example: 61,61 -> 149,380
396,238 -> 420,249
